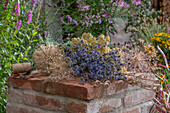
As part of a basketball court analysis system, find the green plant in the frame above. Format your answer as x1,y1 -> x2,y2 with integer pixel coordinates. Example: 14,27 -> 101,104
151,32 -> 170,63
0,0 -> 47,112
46,0 -> 136,41
127,16 -> 168,42
150,46 -> 170,113
125,0 -> 161,38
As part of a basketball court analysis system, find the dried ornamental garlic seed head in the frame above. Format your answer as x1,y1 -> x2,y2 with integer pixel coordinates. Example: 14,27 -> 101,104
33,43 -> 73,81
121,40 -> 158,73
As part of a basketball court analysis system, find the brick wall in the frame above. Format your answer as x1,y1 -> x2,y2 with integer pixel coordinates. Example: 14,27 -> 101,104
6,71 -> 155,113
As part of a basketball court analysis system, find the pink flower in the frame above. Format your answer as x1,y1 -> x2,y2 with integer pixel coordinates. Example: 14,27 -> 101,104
99,19 -> 102,24
60,17 -> 64,23
12,3 -> 17,16
113,31 -> 116,35
43,31 -> 47,39
66,15 -> 73,22
67,3 -> 70,6
104,13 -> 110,18
136,0 -> 141,6
85,16 -> 89,20
32,0 -> 37,7
16,20 -> 22,30
81,5 -> 89,11
168,28 -> 170,34
3,0 -> 9,10
27,10 -> 33,24
77,4 -> 81,9
15,2 -> 20,16
73,20 -> 78,26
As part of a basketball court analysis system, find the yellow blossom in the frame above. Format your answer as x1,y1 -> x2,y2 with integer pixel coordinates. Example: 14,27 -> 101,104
82,33 -> 87,38
151,37 -> 155,43
159,44 -> 162,47
156,37 -> 162,42
105,36 -> 110,42
166,41 -> 170,46
98,34 -> 105,39
162,41 -> 166,44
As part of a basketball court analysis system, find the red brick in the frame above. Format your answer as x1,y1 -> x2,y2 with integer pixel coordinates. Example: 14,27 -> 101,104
23,93 -> 64,111
122,108 -> 140,113
99,98 -> 121,113
107,80 -> 128,95
124,90 -> 155,107
44,78 -> 105,100
7,89 -> 23,103
6,103 -> 40,113
8,72 -> 46,91
66,101 -> 87,113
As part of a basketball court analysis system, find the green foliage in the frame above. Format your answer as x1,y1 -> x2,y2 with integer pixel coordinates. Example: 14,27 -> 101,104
47,0 -> 135,41
150,49 -> 170,112
0,0 -> 47,112
125,0 -> 160,38
128,16 -> 168,42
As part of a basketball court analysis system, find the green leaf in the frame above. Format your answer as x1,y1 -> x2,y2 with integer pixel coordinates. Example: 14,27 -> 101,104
31,40 -> 38,43
32,31 -> 37,36
23,57 -> 28,61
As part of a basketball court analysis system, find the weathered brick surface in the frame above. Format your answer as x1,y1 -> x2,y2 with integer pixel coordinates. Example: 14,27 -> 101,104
6,103 -> 41,113
7,89 -> 23,103
107,80 -> 128,95
23,92 -> 64,111
141,104 -> 153,113
8,74 -> 46,91
44,79 -> 105,100
124,89 -> 155,107
122,108 -> 140,113
66,101 -> 87,113
99,98 -> 122,113
7,72 -> 156,113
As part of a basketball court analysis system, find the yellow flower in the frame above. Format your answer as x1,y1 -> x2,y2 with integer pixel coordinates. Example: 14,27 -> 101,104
154,33 -> 161,36
151,37 -> 155,43
82,33 -> 87,38
105,36 -> 110,42
162,41 -> 166,44
164,44 -> 167,48
84,39 -> 87,44
98,34 -> 105,40
120,67 -> 127,73
159,74 -> 165,84
154,32 -> 170,38
71,38 -> 78,45
166,41 -> 170,46
159,44 -> 162,47
169,46 -> 170,50
156,37 -> 162,42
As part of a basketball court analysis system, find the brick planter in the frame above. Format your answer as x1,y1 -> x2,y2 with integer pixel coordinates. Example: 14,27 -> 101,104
7,71 -> 155,113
